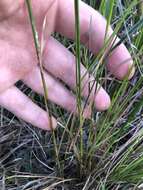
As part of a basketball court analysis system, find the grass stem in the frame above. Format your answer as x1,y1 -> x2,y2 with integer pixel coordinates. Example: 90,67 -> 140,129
26,0 -> 61,174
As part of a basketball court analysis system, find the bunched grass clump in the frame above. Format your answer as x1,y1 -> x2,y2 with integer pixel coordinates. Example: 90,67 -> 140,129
0,0 -> 143,189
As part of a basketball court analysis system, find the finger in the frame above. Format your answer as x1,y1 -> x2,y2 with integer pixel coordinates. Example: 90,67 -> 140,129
23,66 -> 77,113
43,37 -> 110,111
0,86 -> 57,130
23,66 -> 91,117
55,0 -> 134,79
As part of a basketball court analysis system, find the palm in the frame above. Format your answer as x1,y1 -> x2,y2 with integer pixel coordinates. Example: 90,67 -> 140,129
0,0 -> 134,130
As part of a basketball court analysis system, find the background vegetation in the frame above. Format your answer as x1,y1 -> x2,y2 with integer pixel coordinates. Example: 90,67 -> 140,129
0,0 -> 143,189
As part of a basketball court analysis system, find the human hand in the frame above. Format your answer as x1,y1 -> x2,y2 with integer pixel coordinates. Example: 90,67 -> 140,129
0,0 -> 134,130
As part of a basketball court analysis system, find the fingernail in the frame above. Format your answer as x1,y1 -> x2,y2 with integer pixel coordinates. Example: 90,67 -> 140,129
128,65 -> 135,80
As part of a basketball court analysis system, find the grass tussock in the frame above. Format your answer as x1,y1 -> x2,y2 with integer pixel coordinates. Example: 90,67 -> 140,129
0,0 -> 143,189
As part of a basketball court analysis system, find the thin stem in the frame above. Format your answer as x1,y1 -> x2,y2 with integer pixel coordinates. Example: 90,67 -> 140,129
26,0 -> 61,173
74,0 -> 83,173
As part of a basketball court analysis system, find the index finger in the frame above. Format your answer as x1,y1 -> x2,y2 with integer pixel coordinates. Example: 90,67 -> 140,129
55,0 -> 134,79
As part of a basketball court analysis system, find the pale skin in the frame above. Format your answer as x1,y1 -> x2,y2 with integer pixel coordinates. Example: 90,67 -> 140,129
0,0 -> 134,130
